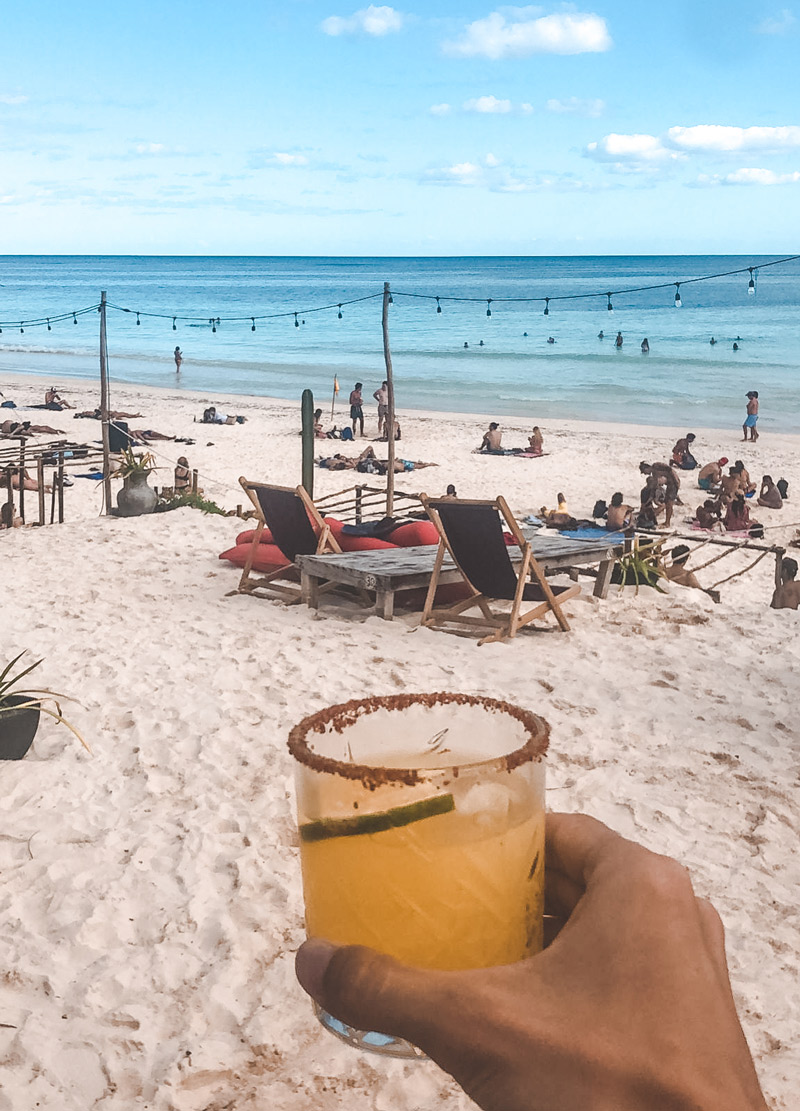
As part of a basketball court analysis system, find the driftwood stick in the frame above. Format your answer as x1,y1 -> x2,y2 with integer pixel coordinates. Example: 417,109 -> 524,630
709,549 -> 769,591
37,458 -> 45,525
57,454 -> 65,524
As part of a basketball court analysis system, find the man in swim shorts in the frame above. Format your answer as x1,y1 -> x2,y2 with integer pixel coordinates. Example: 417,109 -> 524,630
771,557 -> 800,610
698,457 -> 727,492
349,382 -> 364,437
743,391 -> 759,442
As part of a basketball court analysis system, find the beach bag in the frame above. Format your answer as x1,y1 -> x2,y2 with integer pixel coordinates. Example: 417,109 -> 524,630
592,499 -> 608,519
340,427 -> 354,441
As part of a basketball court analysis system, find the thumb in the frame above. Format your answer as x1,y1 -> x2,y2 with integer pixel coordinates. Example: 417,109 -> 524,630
295,938 -> 459,1052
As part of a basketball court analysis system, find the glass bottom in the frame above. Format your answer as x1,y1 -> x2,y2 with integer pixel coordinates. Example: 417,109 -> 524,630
314,1002 -> 427,1059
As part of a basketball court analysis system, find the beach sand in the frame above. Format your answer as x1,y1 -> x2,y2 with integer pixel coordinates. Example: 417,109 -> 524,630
1,370 -> 799,1109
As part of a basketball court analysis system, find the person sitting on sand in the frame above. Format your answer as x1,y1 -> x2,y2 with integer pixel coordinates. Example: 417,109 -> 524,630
539,504 -> 578,530
0,495 -> 22,529
313,409 -> 326,438
671,433 -> 697,470
528,426 -> 543,455
757,474 -> 783,509
732,460 -> 756,495
724,494 -> 761,536
44,387 -> 75,410
664,545 -> 720,603
443,484 -> 457,498
771,557 -> 800,610
174,457 -> 191,493
697,457 -> 727,492
375,418 -> 401,442
719,466 -> 743,505
695,499 -> 724,531
201,406 -> 245,425
478,422 -> 502,453
639,462 -> 679,527
606,492 -> 634,530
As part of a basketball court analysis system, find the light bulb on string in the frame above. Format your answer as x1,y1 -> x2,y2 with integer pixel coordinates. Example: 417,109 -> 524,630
388,293 -> 393,304
337,304 -> 343,319
436,297 -> 442,314
73,312 -> 78,324
606,293 -> 613,313
486,299 -> 492,317
251,318 -> 256,332
212,319 -> 217,333
543,298 -> 550,316
47,319 -> 51,331
20,324 -> 24,334
674,283 -> 682,308
136,312 -> 141,326
747,268 -> 755,295
172,317 -> 177,331
294,313 -> 300,328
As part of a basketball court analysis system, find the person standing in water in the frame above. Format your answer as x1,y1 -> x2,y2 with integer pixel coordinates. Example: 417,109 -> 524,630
615,331 -> 623,348
641,338 -> 650,353
174,346 -> 183,373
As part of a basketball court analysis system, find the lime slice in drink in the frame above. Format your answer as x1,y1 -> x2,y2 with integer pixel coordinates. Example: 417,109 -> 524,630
300,793 -> 455,843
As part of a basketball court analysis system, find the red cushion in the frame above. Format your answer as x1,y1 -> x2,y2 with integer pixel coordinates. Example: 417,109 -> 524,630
337,534 -> 397,552
236,527 -> 272,546
219,543 -> 290,573
386,520 -> 439,547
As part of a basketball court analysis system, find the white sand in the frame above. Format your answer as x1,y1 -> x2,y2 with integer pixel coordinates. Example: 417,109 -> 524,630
1,371 -> 799,1110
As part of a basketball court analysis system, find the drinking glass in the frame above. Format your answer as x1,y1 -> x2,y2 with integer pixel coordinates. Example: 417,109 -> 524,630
289,692 -> 548,1058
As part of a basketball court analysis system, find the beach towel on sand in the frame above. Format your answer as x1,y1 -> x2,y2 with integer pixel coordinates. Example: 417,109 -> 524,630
561,525 -> 627,541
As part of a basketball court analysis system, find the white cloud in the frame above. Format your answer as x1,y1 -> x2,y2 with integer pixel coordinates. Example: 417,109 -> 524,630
424,155 -> 596,192
0,94 -> 28,105
585,133 -> 685,171
521,102 -> 534,114
484,152 -> 501,167
464,95 -> 512,114
696,167 -> 800,186
273,152 -> 309,166
666,124 -> 800,153
429,103 -> 451,115
444,10 -> 612,59
756,8 -> 796,33
134,143 -> 169,155
546,96 -> 605,117
321,5 -> 403,36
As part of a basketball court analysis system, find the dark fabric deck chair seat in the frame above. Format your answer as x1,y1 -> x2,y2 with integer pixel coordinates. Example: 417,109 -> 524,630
231,479 -> 341,601
420,494 -> 581,645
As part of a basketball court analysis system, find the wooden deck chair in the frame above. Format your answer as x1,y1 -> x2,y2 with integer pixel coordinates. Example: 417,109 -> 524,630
233,480 -> 342,601
419,494 -> 581,645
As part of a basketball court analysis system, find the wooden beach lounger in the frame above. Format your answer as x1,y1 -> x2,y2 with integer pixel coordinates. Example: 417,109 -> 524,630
420,494 -> 581,645
232,479 -> 342,601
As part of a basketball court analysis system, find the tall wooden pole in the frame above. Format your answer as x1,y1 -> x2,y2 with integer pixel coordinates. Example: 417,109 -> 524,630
382,282 -> 395,516
99,290 -> 112,515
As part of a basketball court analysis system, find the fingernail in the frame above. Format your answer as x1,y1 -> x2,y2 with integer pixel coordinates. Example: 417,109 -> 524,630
296,938 -> 339,1001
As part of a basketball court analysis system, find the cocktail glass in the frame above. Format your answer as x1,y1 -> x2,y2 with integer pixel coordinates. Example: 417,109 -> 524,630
289,692 -> 549,1058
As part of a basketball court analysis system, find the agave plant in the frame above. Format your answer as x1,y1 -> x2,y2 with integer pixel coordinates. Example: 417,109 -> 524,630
0,652 -> 90,752
111,446 -> 157,479
613,540 -> 668,595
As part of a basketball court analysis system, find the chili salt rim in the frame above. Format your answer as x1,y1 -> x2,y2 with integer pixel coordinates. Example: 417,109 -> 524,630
287,692 -> 549,790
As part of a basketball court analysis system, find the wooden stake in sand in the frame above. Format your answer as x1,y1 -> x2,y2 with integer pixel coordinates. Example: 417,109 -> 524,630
99,290 -> 112,515
382,282 -> 395,517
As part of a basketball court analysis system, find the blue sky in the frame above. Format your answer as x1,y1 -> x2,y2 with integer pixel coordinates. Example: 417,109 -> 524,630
2,0 -> 799,254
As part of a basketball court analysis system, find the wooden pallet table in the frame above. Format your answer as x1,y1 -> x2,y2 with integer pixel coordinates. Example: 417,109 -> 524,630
297,534 -> 620,620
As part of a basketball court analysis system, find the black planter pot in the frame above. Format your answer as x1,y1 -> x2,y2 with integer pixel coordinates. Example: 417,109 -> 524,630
0,695 -> 41,760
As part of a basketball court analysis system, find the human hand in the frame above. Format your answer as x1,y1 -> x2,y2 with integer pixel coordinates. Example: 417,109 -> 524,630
296,813 -> 768,1111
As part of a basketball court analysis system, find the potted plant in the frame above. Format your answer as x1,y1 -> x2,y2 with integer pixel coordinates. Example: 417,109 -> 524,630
0,653 -> 90,760
112,447 -> 158,517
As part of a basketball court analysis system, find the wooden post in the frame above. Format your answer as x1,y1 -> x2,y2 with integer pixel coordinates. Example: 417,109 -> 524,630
18,439 -> 25,524
99,290 -> 113,515
192,469 -> 198,494
301,388 -> 314,498
57,453 -> 65,524
775,547 -> 786,589
50,469 -> 57,524
355,485 -> 363,524
37,458 -> 45,525
330,376 -> 338,422
382,282 -> 395,516
3,467 -> 12,526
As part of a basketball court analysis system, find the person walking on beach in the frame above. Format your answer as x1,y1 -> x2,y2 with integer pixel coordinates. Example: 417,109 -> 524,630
349,382 -> 364,437
743,391 -> 759,442
174,346 -> 182,373
373,380 -> 388,436
615,331 -> 623,348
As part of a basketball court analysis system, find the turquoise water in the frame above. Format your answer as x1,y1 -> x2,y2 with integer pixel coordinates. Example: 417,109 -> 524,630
0,255 -> 798,431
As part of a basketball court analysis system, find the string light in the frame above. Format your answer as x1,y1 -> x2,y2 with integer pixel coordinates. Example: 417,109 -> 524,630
388,293 -> 393,304
337,304 -> 343,319
73,313 -> 77,325
172,317 -> 177,331
436,297 -> 442,313
211,319 -> 217,333
606,293 -> 613,312
748,268 -> 756,295
19,325 -> 24,334
251,318 -> 256,331
294,313 -> 300,328
486,299 -> 492,317
674,283 -> 682,308
47,319 -> 51,331
543,298 -> 550,316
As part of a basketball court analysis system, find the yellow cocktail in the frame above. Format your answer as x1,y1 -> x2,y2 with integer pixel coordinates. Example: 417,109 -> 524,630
289,693 -> 549,1056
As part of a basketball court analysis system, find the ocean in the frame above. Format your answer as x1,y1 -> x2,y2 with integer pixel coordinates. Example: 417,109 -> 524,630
1,255 -> 798,432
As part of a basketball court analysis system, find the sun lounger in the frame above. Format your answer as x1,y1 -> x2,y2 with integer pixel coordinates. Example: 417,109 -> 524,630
420,494 -> 581,645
